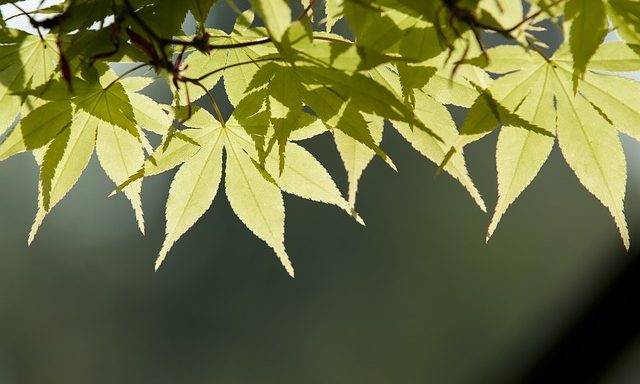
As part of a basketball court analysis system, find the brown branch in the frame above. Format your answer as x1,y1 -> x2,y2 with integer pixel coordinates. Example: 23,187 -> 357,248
297,0 -> 317,21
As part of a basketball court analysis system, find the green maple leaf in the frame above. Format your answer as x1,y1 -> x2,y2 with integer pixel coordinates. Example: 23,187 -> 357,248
461,44 -> 630,247
130,100 -> 360,275
607,0 -> 640,46
0,31 -> 59,134
372,65 -> 486,212
249,0 -> 291,42
333,114 -> 383,207
564,0 -> 608,90
13,68 -> 165,242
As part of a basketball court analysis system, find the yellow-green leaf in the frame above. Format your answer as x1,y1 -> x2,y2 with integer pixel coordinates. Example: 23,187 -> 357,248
488,126 -> 554,240
334,116 -> 382,207
564,0 -> 607,88
249,0 -> 291,41
156,127 -> 225,270
96,120 -> 146,234
29,112 -> 98,244
0,101 -> 72,161
224,126 -> 293,276
553,69 -> 629,249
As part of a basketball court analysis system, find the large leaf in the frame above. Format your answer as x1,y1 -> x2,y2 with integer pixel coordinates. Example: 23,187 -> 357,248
487,61 -> 556,238
224,123 -> 293,276
156,123 -> 224,269
0,32 -> 58,133
552,69 -> 629,249
96,120 -> 146,234
248,0 -> 291,41
29,112 -> 98,244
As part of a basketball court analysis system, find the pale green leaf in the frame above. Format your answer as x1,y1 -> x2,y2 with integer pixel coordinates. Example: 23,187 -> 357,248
325,0 -> 343,32
270,142 -> 357,221
488,126 -> 554,240
423,61 -> 490,107
224,126 -> 293,276
74,79 -> 139,139
40,125 -> 71,212
96,120 -> 146,234
576,41 -> 640,72
128,93 -> 172,135
120,77 -> 156,93
249,0 -> 291,41
553,70 -> 629,249
576,71 -> 640,142
479,0 -> 523,28
333,116 -> 382,207
0,101 -> 72,161
471,45 -> 538,74
29,112 -> 98,244
156,127 -> 225,270
607,0 -> 640,45
371,66 -> 486,211
487,62 -> 557,239
227,120 -> 361,223
564,0 -> 607,87
394,92 -> 487,212
288,113 -> 328,141
222,42 -> 277,106
175,48 -> 227,104
457,62 -> 552,147
0,33 -> 59,133
118,108 -> 221,191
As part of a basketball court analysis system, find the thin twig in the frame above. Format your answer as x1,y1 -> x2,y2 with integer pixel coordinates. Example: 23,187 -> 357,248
297,0 -> 316,21
105,62 -> 150,89
10,3 -> 44,40
182,57 -> 281,83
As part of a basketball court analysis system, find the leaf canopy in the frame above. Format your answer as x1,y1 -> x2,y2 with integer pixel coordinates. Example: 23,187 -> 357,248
1,0 -> 640,275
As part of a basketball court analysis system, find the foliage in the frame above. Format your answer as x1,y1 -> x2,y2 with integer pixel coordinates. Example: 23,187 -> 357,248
0,0 -> 639,276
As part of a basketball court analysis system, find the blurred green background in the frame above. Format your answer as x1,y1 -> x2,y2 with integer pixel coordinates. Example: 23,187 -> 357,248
1,1 -> 640,383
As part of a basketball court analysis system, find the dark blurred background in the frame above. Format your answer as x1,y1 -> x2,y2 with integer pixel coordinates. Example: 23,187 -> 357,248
2,1 -> 640,383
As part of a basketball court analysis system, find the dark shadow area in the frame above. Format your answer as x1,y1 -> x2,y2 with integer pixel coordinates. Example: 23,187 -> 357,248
515,228 -> 640,383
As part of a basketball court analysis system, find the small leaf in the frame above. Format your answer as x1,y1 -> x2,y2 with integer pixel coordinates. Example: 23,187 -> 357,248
334,115 -> 382,207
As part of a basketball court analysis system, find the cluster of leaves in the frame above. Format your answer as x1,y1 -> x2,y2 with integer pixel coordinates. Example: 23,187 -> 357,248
1,0 -> 640,276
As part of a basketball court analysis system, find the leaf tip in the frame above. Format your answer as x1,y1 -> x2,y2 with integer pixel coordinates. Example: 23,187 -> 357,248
155,242 -> 171,271
485,228 -> 494,244
28,209 -> 46,246
154,255 -> 165,271
275,247 -> 295,277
